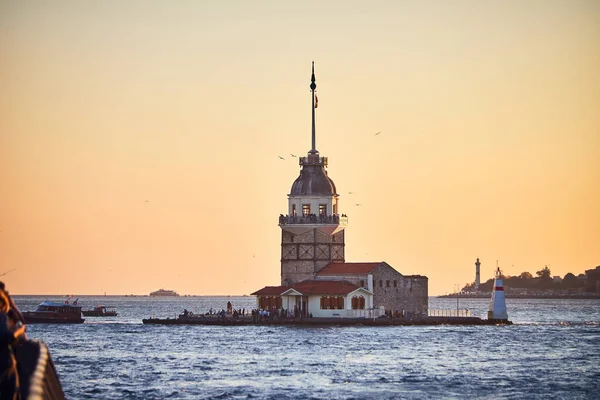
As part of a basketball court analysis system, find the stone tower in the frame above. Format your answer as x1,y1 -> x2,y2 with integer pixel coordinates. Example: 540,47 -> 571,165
279,63 -> 348,285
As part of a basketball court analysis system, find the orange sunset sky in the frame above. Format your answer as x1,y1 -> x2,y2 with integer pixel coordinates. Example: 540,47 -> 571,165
1,1 -> 598,296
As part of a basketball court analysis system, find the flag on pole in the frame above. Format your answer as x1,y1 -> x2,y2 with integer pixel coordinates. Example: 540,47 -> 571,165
315,95 -> 318,109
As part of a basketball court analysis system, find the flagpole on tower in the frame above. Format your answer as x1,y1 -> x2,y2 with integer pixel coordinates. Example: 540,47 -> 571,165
310,61 -> 317,154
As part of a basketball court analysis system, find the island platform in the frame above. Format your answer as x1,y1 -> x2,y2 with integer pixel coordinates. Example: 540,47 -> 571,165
142,315 -> 511,326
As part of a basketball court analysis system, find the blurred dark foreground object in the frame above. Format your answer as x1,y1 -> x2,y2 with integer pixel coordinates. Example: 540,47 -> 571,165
1,282 -> 65,400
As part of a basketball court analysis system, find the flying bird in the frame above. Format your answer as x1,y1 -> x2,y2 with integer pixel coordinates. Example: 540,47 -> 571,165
355,203 -> 361,206
278,156 -> 285,160
375,132 -> 381,136
348,192 -> 353,195
290,153 -> 297,158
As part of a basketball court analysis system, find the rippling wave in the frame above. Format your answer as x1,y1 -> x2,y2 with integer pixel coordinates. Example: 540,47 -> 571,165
14,296 -> 600,399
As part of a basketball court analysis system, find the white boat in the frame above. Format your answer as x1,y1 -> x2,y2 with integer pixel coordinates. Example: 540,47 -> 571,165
149,288 -> 179,297
23,300 -> 85,323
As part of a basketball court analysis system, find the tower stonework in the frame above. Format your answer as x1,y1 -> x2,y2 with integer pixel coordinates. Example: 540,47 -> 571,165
280,223 -> 346,285
279,63 -> 347,285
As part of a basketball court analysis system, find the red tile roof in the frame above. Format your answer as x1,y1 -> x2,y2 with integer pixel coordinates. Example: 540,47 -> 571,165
290,280 -> 361,295
251,280 -> 363,296
250,286 -> 289,296
316,262 -> 382,275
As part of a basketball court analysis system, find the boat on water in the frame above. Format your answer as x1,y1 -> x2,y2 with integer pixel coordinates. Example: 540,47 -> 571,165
149,288 -> 179,297
82,306 -> 118,317
22,300 -> 85,324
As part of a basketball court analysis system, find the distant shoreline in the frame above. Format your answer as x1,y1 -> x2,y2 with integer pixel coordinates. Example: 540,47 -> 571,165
438,294 -> 600,299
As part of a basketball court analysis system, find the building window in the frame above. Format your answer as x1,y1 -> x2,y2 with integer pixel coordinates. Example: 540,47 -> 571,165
320,296 -> 328,309
379,280 -> 383,288
259,296 -> 281,309
292,204 -> 297,216
351,296 -> 366,309
386,280 -> 390,287
320,296 -> 344,309
333,204 -> 337,214
302,204 -> 311,216
360,280 -> 365,288
394,280 -> 397,287
319,204 -> 327,216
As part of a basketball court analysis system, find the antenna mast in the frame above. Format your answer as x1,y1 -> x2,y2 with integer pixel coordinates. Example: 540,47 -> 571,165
0,268 -> 16,278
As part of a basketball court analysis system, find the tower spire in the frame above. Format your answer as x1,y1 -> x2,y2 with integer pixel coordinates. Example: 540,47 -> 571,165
310,61 -> 317,154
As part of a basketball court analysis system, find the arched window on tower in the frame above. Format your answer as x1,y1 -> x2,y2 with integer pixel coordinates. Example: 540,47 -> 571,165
319,204 -> 327,216
302,204 -> 311,216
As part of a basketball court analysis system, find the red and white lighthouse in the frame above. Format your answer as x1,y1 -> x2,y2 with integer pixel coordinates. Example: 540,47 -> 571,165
488,266 -> 509,322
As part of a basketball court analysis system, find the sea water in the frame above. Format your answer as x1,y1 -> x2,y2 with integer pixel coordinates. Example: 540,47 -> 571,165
14,296 -> 600,399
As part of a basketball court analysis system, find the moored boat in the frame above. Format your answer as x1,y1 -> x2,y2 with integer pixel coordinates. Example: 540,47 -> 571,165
82,306 -> 118,317
22,300 -> 85,323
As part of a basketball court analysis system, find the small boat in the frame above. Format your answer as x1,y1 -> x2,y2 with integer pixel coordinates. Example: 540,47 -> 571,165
82,306 -> 118,317
149,288 -> 179,297
22,300 -> 85,324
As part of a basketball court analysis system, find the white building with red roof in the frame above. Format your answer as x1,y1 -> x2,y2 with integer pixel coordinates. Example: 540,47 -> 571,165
252,64 -> 428,318
251,280 -> 373,318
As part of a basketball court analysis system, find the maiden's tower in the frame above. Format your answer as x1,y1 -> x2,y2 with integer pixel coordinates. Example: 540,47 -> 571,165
253,64 -> 428,318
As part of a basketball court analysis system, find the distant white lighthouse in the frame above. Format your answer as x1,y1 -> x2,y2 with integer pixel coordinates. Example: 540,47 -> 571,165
488,266 -> 509,322
475,258 -> 481,291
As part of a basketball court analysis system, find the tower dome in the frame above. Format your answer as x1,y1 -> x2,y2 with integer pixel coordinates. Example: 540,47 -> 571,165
290,158 -> 338,196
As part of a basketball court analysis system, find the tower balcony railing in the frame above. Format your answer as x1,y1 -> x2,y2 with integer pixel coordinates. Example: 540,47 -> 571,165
279,214 -> 348,226
299,156 -> 327,166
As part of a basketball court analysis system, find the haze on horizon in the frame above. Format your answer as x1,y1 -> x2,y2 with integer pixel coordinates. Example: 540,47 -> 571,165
1,1 -> 598,296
